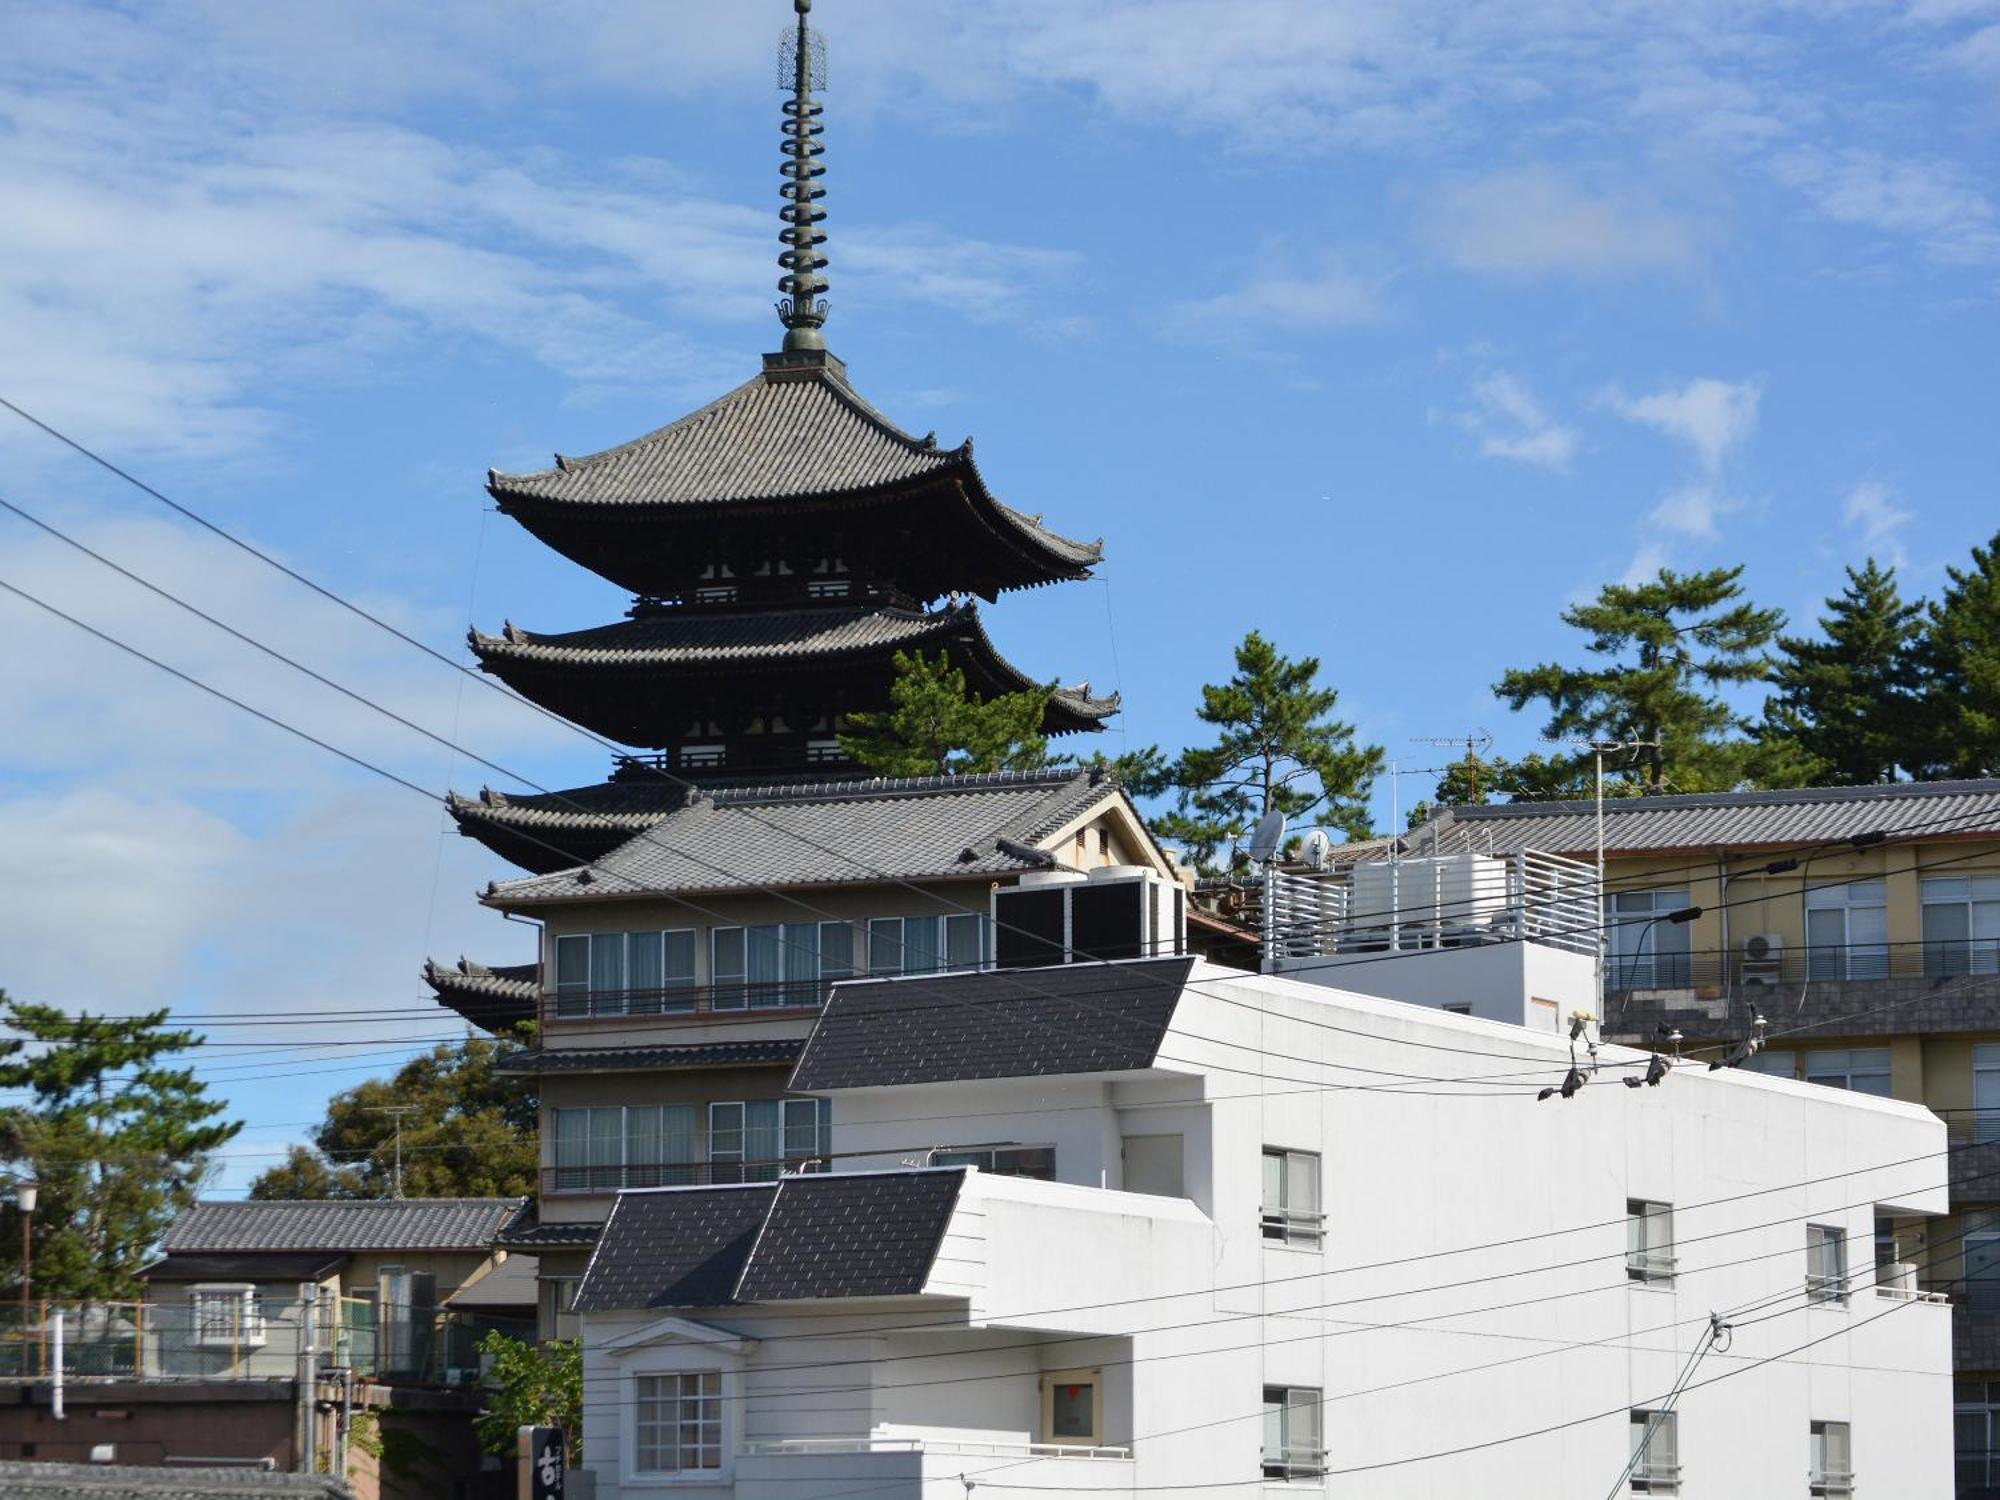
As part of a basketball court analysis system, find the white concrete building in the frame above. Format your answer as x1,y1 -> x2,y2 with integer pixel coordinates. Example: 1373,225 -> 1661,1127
573,942 -> 1954,1498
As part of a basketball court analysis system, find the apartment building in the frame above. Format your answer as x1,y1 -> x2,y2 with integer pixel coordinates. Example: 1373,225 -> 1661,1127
1396,778 -> 2000,1496
462,770 -> 1174,1340
570,935 -> 1952,1498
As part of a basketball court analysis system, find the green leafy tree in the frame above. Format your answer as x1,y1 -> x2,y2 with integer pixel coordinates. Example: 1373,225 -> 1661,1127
1064,744 -> 1175,800
248,1037 -> 535,1200
0,995 -> 240,1302
1495,565 -> 1784,795
1156,631 -> 1383,870
1914,529 -> 2000,778
475,1331 -> 582,1461
838,650 -> 1053,777
1759,559 -> 1924,786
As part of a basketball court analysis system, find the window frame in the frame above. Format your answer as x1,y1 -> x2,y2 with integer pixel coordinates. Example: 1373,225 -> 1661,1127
1629,1408 -> 1680,1493
930,1145 -> 1056,1179
1810,1419 -> 1854,1497
632,1369 -> 725,1478
1609,888 -> 1695,989
1260,1147 -> 1325,1247
1261,1385 -> 1326,1480
1626,1200 -> 1676,1286
1807,1223 -> 1850,1305
1804,880 -> 1889,980
1038,1366 -> 1104,1448
189,1283 -> 267,1349
1921,874 -> 2000,978
1802,1047 -> 1892,1098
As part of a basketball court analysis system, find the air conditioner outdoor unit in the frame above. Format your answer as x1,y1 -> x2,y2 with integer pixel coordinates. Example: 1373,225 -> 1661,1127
1741,932 -> 1784,988
1743,932 -> 1784,963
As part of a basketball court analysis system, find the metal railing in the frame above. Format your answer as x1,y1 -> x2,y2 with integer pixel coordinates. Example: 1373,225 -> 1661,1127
546,978 -> 830,1023
742,1438 -> 1132,1462
545,1157 -> 830,1196
1259,1208 -> 1326,1246
0,1297 -> 531,1386
1262,849 -> 1600,966
1261,1449 -> 1328,1480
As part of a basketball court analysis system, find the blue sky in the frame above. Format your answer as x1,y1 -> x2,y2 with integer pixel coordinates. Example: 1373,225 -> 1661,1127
1,0 -> 1996,1190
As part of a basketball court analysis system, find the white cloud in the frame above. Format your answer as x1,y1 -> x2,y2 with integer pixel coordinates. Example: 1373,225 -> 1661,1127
1171,256 -> 1386,344
1448,371 -> 1579,472
1423,168 -> 1699,276
1842,479 -> 1915,568
1647,482 -> 1735,540
1772,148 -> 2000,267
1600,377 -> 1762,475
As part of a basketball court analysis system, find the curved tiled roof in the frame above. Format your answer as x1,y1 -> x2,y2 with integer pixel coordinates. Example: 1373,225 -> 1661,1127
485,768 -> 1125,906
466,601 -> 1118,727
497,1040 -> 802,1075
423,957 -> 538,1033
162,1198 -> 524,1254
1413,777 -> 2000,857
486,362 -> 1100,572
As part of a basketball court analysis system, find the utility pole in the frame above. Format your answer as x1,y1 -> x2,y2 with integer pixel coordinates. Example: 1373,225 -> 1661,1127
368,1106 -> 420,1199
1544,736 -> 1660,1015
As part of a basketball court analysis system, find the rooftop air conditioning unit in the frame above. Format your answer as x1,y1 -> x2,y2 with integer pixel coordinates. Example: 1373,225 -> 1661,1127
1741,932 -> 1784,988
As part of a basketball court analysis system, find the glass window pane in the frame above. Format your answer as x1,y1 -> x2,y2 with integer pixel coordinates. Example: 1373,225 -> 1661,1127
1050,1378 -> 1094,1437
628,931 -> 664,1014
588,1108 -> 622,1168
783,1098 -> 821,1160
554,934 -> 590,988
1262,1151 -> 1283,1211
663,930 -> 697,1006
747,925 -> 783,999
553,1109 -> 587,1169
904,916 -> 941,974
783,923 -> 818,988
819,922 -> 854,979
709,1102 -> 744,1163
744,1100 -> 782,1173
868,918 -> 903,976
589,933 -> 625,1010
712,928 -> 746,1010
945,913 -> 985,971
1286,1152 -> 1318,1218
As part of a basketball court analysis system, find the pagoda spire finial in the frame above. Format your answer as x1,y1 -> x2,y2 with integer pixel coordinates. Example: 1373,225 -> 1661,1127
776,0 -> 830,353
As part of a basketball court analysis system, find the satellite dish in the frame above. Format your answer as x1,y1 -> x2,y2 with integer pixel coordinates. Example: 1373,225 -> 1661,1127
1301,829 -> 1332,870
1245,810 -> 1288,864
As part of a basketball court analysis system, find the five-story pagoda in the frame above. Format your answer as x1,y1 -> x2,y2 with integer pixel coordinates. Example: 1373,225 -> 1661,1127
450,0 -> 1114,874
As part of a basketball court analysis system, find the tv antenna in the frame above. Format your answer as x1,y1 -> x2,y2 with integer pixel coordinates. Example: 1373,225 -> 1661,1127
369,1105 -> 421,1199
1410,730 -> 1494,804
1544,736 -> 1660,1011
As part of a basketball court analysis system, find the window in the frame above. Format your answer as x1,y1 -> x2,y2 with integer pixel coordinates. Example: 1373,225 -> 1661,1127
944,912 -> 987,971
1874,1217 -> 1900,1284
1626,1200 -> 1675,1285
540,1276 -> 581,1341
1742,1048 -> 1797,1079
1965,1212 -> 2000,1315
1803,1048 -> 1891,1097
1957,1381 -> 2000,1494
1610,889 -> 1694,988
931,1145 -> 1055,1179
1807,1224 -> 1848,1304
1040,1368 -> 1103,1447
1805,881 -> 1888,980
190,1284 -> 266,1348
1978,1045 -> 2000,1144
1261,1148 -> 1324,1246
1922,875 -> 2000,977
866,915 -> 987,977
1810,1420 -> 1853,1496
1629,1409 -> 1679,1493
711,927 -> 746,1008
550,1105 -> 698,1192
708,1098 -> 831,1182
1262,1387 -> 1325,1480
819,921 -> 855,980
552,930 -> 694,1017
635,1372 -> 722,1474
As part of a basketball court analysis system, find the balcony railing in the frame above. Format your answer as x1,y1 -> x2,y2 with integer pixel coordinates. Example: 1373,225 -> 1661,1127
545,979 -> 829,1024
544,1157 -> 829,1196
1262,849 -> 1601,966
741,1438 -> 1132,1461
1259,1208 -> 1326,1246
0,1298 -> 532,1386
1602,940 -> 2000,996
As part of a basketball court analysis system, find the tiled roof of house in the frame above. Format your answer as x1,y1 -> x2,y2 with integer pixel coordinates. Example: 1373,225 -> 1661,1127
161,1199 -> 523,1254
140,1252 -> 345,1282
0,1464 -> 354,1499
1410,777 -> 2000,856
485,768 -> 1123,906
422,957 -> 538,1033
575,1170 -> 964,1314
496,1040 -> 802,1075
790,957 -> 1195,1092
493,1201 -> 602,1252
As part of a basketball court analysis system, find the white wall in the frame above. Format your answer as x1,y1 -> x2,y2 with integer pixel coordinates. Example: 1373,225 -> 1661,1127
579,961 -> 1953,1499
1278,939 -> 1595,1031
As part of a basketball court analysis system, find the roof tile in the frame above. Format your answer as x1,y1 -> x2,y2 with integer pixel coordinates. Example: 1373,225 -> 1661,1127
161,1199 -> 522,1254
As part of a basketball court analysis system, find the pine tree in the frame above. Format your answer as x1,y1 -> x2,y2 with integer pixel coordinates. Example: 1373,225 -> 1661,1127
248,1037 -> 536,1201
837,650 -> 1052,778
1759,559 -> 1923,785
1495,565 -> 1784,794
0,996 -> 241,1302
1914,529 -> 2000,779
1156,631 -> 1383,870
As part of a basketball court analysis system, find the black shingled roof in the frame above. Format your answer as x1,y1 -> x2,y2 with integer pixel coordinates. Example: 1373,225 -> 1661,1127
496,1040 -> 802,1076
790,957 -> 1196,1092
575,1169 -> 965,1314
